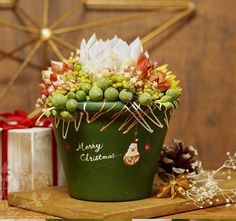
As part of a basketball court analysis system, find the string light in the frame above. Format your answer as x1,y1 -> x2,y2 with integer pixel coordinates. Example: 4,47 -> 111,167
186,152 -> 236,208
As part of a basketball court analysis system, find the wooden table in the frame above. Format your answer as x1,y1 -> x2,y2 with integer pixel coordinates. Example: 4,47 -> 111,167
8,186 -> 235,219
164,205 -> 236,219
0,201 -> 57,219
6,174 -> 236,219
2,202 -> 236,219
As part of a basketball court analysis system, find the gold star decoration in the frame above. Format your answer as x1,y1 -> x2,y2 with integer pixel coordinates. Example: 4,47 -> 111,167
0,0 -> 195,103
156,174 -> 191,198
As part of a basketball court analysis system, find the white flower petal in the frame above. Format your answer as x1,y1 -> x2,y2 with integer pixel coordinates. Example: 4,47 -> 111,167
89,41 -> 106,65
86,33 -> 97,49
78,35 -> 143,76
130,37 -> 143,60
113,39 -> 130,62
109,35 -> 119,48
80,39 -> 88,61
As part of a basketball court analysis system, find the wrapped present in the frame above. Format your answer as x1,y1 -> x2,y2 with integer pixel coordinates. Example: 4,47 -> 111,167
0,110 -> 66,200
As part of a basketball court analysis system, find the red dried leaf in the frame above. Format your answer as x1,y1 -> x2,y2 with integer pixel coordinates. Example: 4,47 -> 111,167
155,72 -> 170,91
158,72 -> 166,83
138,63 -> 149,80
137,53 -> 154,80
137,53 -> 146,65
40,88 -> 49,95
62,63 -> 74,72
148,75 -> 159,81
158,82 -> 170,91
50,73 -> 58,82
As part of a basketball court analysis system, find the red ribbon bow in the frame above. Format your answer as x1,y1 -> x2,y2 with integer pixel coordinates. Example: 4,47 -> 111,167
0,110 -> 51,130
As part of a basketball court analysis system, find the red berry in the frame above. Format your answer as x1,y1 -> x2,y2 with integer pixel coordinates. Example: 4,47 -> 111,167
145,143 -> 151,150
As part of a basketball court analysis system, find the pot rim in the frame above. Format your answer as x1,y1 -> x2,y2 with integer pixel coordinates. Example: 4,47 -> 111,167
75,101 -> 177,113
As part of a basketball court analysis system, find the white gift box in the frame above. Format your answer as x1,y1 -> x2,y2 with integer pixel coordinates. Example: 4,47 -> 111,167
0,127 -> 66,194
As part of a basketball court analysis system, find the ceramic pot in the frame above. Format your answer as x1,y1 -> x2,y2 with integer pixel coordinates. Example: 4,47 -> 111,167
53,102 -> 170,201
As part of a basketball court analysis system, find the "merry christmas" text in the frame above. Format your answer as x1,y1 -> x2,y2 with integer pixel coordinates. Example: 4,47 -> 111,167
76,142 -> 120,162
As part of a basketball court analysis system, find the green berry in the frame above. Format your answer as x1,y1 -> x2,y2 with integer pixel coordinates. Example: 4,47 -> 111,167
96,78 -> 110,91
152,94 -> 160,101
162,102 -> 174,109
119,89 -> 133,103
70,88 -> 77,93
123,81 -> 131,89
82,83 -> 92,94
66,99 -> 78,112
114,82 -> 123,88
52,94 -> 67,109
75,64 -> 81,71
76,90 -> 86,101
66,92 -> 76,100
60,111 -> 70,118
60,111 -> 75,121
166,89 -> 180,100
138,93 -> 152,106
104,87 -> 119,102
160,95 -> 172,103
103,73 -> 111,78
116,76 -> 125,82
89,86 -> 103,101
83,79 -> 91,84
111,76 -> 116,82
129,86 -> 136,93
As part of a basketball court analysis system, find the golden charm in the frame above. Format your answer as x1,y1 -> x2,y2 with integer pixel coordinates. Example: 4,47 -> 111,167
157,174 -> 191,198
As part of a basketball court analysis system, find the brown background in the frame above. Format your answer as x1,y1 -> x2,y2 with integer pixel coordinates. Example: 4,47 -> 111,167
0,0 -> 235,168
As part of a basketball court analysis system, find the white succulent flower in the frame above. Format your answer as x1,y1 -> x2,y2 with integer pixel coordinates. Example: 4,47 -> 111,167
78,34 -> 143,80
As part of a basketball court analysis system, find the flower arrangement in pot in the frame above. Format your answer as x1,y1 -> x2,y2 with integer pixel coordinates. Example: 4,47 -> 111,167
36,34 -> 182,201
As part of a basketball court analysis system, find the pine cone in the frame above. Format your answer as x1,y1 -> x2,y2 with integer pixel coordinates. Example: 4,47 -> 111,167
158,139 -> 201,181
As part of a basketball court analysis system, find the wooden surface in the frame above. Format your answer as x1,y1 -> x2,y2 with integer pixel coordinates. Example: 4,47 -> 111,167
8,186 -> 231,219
163,205 -> 236,219
0,201 -> 57,219
0,0 -> 236,169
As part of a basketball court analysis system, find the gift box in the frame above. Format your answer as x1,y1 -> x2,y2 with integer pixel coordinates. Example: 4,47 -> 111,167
0,110 -> 66,200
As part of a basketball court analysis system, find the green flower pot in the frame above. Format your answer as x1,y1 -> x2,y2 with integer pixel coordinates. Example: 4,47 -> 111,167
53,102 -> 171,201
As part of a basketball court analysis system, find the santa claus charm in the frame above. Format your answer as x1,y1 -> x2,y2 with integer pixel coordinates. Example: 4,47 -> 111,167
123,139 -> 140,166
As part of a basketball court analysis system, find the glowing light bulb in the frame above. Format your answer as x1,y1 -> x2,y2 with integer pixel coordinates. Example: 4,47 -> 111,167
40,28 -> 52,41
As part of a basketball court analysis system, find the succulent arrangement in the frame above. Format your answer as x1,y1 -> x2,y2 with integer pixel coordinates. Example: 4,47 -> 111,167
36,34 -> 182,121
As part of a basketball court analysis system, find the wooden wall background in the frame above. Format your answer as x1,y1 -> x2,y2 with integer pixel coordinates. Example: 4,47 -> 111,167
0,0 -> 235,168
